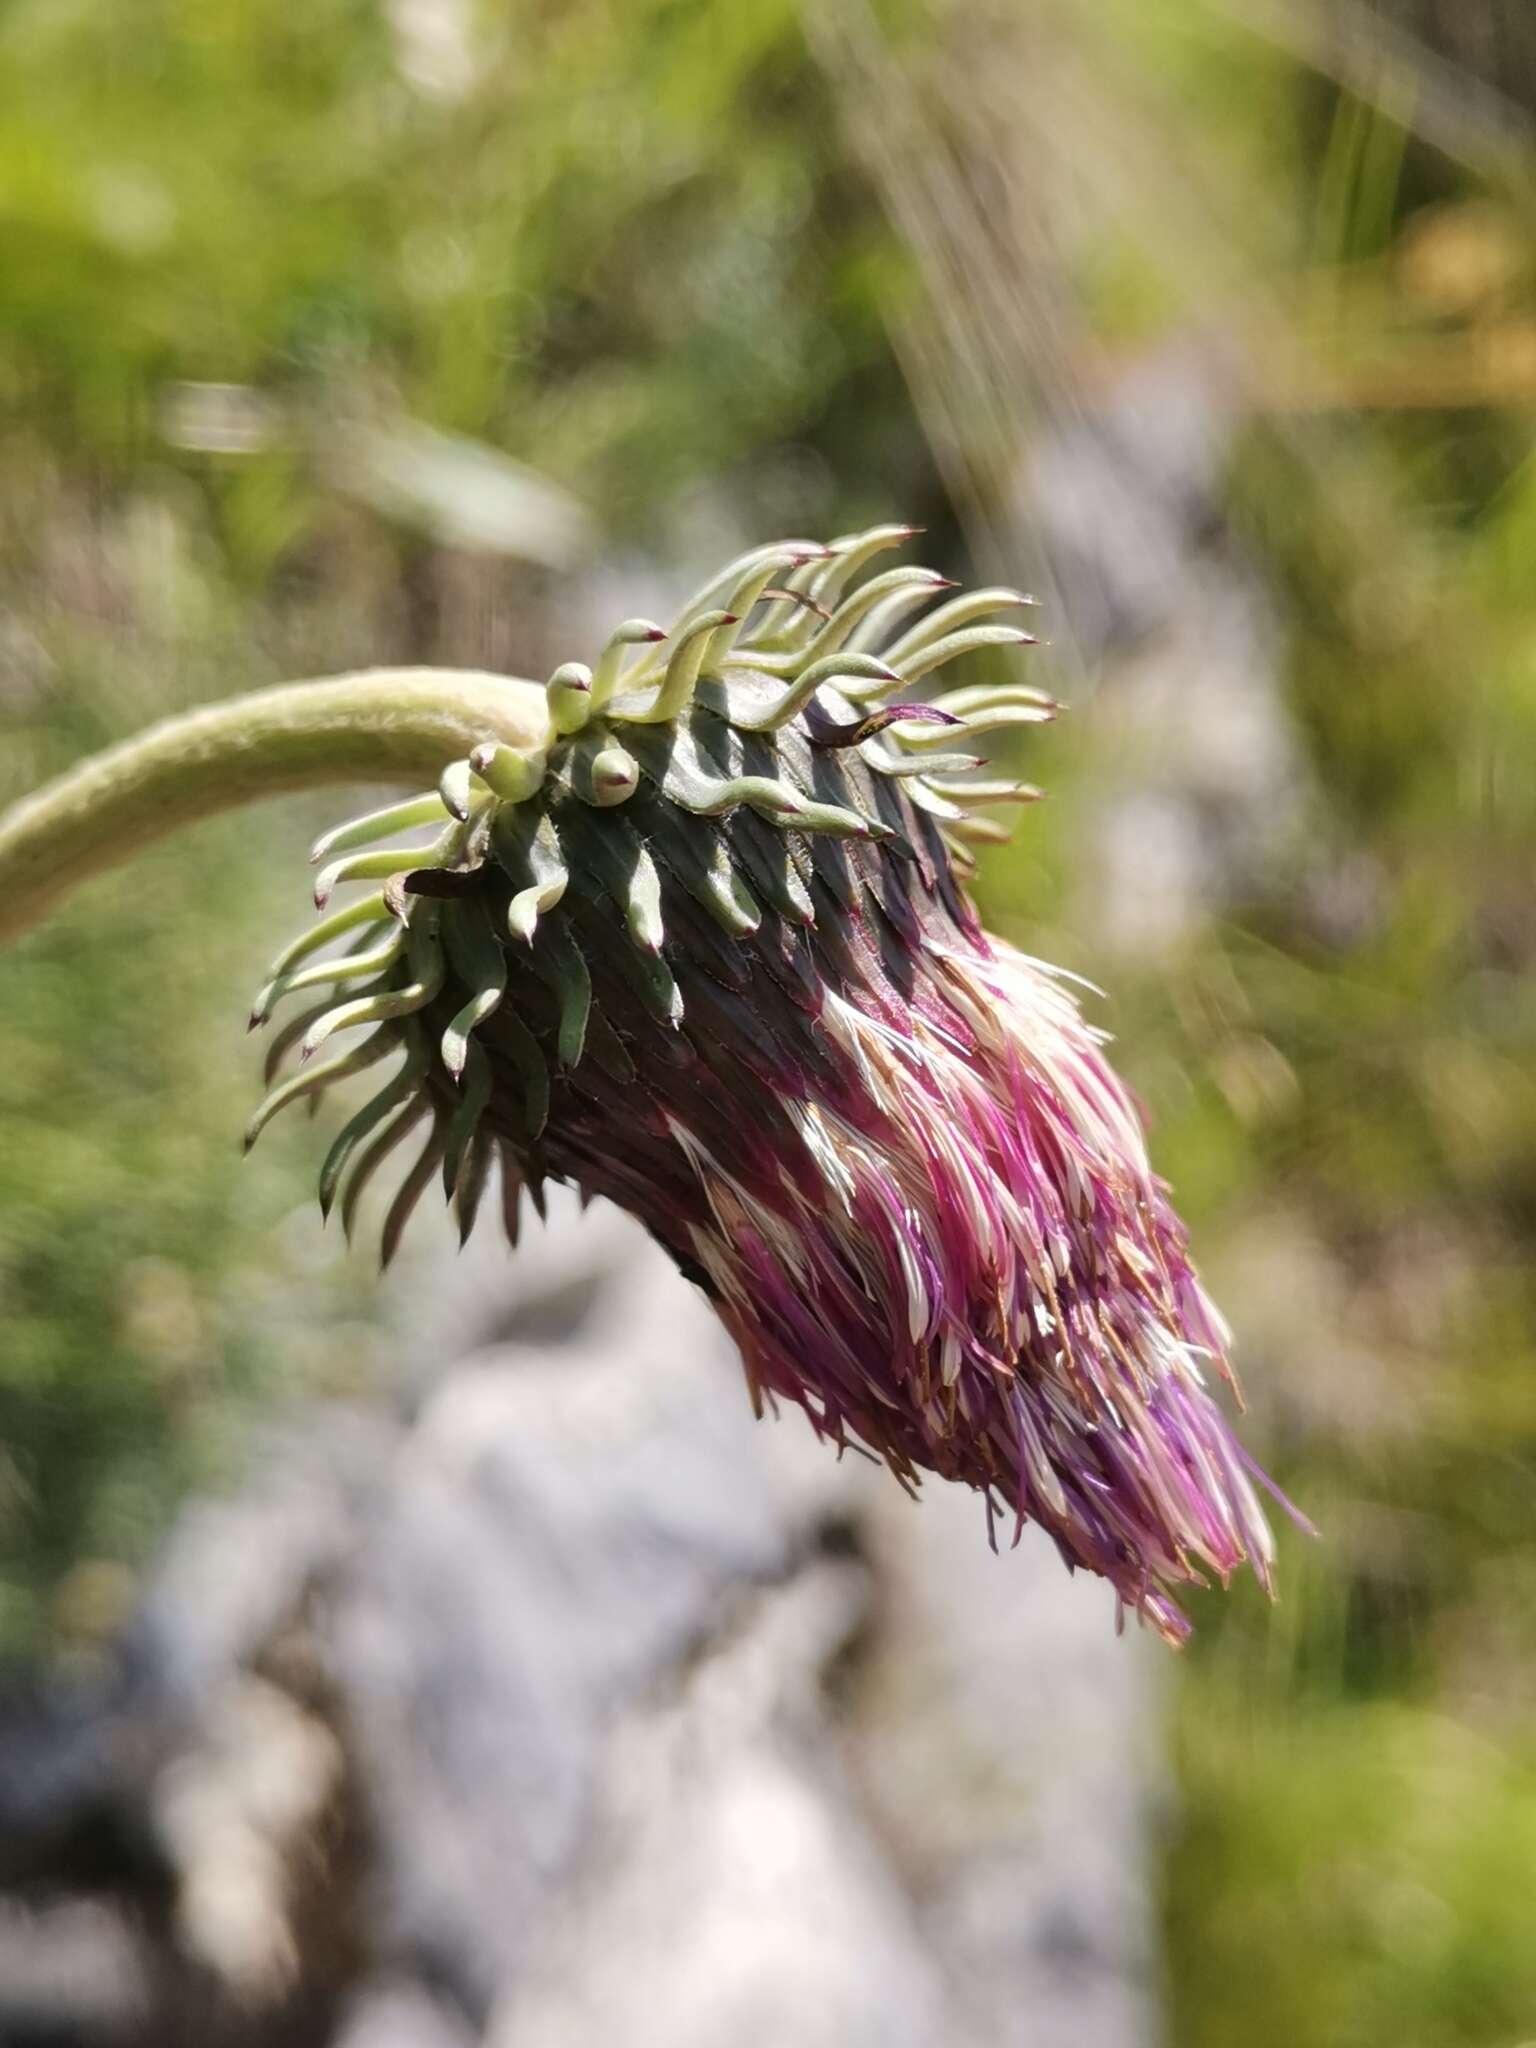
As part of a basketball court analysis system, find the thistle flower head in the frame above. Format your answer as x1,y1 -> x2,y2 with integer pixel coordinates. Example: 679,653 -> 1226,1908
248,525 -> 1289,1642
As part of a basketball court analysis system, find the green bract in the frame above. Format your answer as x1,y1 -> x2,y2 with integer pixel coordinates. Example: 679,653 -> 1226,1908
246,525 -> 1046,1256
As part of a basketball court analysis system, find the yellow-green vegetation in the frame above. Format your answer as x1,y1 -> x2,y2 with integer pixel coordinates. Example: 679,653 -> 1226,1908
0,623 -> 395,1659
2,3 -> 1535,2042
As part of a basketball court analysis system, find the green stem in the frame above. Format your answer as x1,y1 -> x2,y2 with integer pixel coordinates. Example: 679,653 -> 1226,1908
0,668 -> 548,947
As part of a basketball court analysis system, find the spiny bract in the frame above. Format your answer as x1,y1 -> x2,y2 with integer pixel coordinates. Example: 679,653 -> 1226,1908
248,524 -> 1289,1642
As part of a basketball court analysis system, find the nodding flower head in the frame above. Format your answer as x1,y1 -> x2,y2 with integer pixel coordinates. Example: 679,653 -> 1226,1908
247,525 -> 1294,1642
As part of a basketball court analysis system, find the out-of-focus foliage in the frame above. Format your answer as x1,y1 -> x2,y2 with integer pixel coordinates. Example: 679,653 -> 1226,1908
1,2 -> 1534,2042
952,7 -> 1536,2043
0,0 -> 919,559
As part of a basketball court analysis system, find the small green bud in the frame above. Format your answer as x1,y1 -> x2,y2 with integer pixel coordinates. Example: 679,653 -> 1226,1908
546,661 -> 595,736
468,741 -> 546,802
587,744 -> 639,806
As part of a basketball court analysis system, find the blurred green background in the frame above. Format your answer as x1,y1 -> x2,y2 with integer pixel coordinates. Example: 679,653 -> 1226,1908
2,2 -> 1534,2041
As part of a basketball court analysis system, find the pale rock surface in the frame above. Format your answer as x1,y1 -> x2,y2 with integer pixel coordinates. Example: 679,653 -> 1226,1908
0,1190 -> 1162,2048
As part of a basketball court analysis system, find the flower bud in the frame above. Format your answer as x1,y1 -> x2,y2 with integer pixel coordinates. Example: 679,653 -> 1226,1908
248,526 -> 1296,1640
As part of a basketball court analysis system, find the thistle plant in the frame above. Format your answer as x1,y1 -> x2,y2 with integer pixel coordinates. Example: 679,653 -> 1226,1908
0,524 -> 1295,1642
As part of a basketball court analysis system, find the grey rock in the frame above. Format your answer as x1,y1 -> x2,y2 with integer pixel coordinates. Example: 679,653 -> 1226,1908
854,1480 -> 1165,2048
332,1191 -> 795,2014
0,1895 -> 152,2046
0,1192 -> 1166,2048
489,1563 -> 946,2048
332,1977 -> 477,2048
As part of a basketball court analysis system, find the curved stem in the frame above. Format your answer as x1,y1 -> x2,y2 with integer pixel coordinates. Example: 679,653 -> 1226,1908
0,667 -> 548,947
